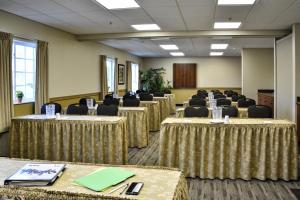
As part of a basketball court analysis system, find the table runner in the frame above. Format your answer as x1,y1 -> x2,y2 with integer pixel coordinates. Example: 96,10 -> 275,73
10,115 -> 128,164
159,118 -> 297,180
0,158 -> 188,200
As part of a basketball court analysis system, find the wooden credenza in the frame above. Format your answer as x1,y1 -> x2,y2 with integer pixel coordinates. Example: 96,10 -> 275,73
257,90 -> 274,117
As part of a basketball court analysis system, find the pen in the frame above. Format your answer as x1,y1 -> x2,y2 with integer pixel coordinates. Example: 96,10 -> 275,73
108,183 -> 128,194
119,183 -> 129,195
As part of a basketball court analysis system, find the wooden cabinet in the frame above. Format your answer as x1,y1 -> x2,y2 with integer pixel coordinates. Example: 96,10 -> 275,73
257,90 -> 274,117
173,63 -> 196,88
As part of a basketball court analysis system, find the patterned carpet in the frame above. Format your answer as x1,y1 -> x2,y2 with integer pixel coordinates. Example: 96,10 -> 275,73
128,131 -> 300,200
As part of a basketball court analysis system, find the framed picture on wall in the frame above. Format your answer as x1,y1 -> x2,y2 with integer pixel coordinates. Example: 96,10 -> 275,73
118,64 -> 125,85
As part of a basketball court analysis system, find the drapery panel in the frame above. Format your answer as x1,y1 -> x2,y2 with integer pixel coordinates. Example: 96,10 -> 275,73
100,55 -> 108,99
126,61 -> 132,92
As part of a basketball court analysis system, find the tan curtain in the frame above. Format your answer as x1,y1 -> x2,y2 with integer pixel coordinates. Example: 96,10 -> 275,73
35,41 -> 49,114
100,55 -> 108,99
114,58 -> 118,95
0,32 -> 13,133
126,61 -> 132,92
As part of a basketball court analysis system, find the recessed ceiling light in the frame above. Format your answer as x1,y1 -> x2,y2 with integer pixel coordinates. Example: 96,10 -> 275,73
218,0 -> 255,5
214,22 -> 241,29
95,0 -> 140,9
160,45 -> 179,50
210,52 -> 224,56
170,52 -> 184,56
131,24 -> 160,31
211,44 -> 229,50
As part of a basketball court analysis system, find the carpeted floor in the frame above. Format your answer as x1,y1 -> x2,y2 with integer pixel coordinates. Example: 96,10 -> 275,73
128,131 -> 300,200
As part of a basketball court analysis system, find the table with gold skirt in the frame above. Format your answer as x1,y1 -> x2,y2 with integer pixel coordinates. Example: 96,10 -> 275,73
165,94 -> 176,114
0,158 -> 188,200
88,107 -> 150,148
9,115 -> 128,164
176,107 -> 248,118
183,100 -> 238,108
159,118 -> 297,180
153,97 -> 170,122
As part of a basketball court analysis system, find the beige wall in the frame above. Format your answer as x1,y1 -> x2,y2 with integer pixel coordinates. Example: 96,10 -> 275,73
242,48 -> 274,101
0,10 -> 142,98
142,57 -> 241,88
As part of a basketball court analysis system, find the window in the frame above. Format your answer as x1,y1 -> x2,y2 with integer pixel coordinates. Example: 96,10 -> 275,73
12,39 -> 37,103
106,57 -> 115,92
131,63 -> 139,92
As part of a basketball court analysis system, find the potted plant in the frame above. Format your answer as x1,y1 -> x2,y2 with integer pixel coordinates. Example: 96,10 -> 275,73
16,91 -> 24,103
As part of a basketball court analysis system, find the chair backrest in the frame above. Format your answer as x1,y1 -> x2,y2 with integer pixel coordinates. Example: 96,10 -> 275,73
217,98 -> 232,106
191,94 -> 204,99
222,106 -> 238,117
79,98 -> 96,106
105,94 -> 114,99
66,104 -> 88,115
246,98 -> 256,106
231,94 -> 238,102
248,105 -> 272,118
139,93 -> 153,101
97,104 -> 119,116
153,92 -> 164,97
136,89 -> 144,94
237,99 -> 249,107
189,98 -> 206,107
184,106 -> 209,117
41,103 -> 62,114
214,94 -> 226,99
123,98 -> 140,107
197,90 -> 208,97
103,98 -> 120,106
123,93 -> 136,100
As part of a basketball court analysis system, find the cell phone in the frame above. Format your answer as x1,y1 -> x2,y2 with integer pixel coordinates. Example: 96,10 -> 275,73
125,182 -> 144,195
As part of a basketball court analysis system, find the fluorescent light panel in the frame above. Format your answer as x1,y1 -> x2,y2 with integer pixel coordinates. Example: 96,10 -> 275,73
210,52 -> 224,56
211,44 -> 228,50
160,45 -> 178,50
170,52 -> 184,56
95,0 -> 139,9
218,0 -> 255,5
214,22 -> 241,29
131,24 -> 160,31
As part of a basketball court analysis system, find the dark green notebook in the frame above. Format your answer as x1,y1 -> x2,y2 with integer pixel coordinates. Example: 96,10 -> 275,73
74,167 -> 135,192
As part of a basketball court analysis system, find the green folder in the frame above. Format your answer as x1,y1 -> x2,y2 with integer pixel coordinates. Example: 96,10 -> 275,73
74,167 -> 135,192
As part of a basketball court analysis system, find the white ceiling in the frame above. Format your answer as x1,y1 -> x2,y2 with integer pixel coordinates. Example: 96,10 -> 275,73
0,0 -> 299,57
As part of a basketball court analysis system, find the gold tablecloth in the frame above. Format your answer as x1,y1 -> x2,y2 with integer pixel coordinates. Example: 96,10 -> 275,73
0,158 -> 188,200
165,94 -> 176,114
183,100 -> 238,108
10,115 -> 128,164
153,97 -> 170,122
176,107 -> 248,118
140,101 -> 160,131
159,118 -> 297,180
88,107 -> 150,148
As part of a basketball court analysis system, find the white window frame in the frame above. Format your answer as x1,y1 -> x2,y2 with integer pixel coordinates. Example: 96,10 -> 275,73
12,38 -> 37,103
106,57 -> 115,92
131,63 -> 139,92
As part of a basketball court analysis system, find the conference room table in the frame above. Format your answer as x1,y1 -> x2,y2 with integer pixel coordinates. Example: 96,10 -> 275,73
153,97 -> 170,122
0,158 -> 188,200
159,118 -> 297,181
183,100 -> 238,108
88,106 -> 150,148
10,115 -> 128,164
164,94 -> 176,114
176,107 -> 248,118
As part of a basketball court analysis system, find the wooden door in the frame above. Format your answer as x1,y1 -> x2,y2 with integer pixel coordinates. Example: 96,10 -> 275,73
173,63 -> 196,88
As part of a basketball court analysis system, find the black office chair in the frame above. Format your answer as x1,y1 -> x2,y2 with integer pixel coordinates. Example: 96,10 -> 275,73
153,91 -> 164,97
123,92 -> 136,100
197,90 -> 208,97
189,98 -> 206,107
97,104 -> 119,116
41,103 -> 62,114
136,89 -> 144,94
248,105 -> 272,118
79,98 -> 96,106
66,104 -> 88,115
214,94 -> 226,99
184,106 -> 209,118
123,98 -> 140,107
222,106 -> 238,117
246,98 -> 256,106
237,99 -> 249,107
103,98 -> 120,106
231,94 -> 238,102
217,98 -> 232,106
191,94 -> 205,99
140,93 -> 153,101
